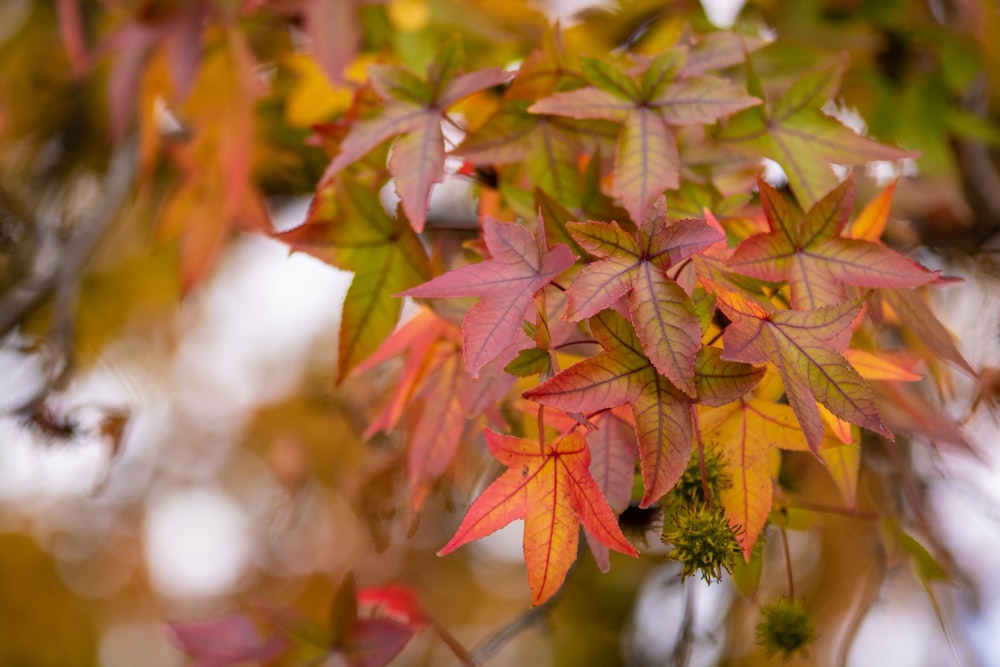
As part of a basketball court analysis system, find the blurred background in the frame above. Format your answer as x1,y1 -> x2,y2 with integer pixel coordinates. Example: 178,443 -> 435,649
1,0 -> 999,665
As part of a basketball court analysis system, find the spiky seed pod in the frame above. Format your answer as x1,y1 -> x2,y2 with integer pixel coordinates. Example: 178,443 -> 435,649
662,506 -> 740,583
670,449 -> 730,510
755,598 -> 816,660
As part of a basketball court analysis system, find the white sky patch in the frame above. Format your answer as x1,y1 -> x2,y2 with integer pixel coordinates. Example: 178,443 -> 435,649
143,486 -> 251,598
701,0 -> 746,28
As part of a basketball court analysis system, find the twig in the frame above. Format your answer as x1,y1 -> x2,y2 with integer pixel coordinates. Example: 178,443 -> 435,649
0,139 -> 137,339
468,599 -> 556,664
779,525 -> 794,600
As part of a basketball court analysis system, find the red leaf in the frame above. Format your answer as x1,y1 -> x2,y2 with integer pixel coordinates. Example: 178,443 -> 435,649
565,201 -> 722,396
728,177 -> 939,309
439,429 -> 637,605
168,615 -> 288,667
709,281 -> 891,450
401,217 -> 575,376
526,311 -> 761,506
322,43 -> 510,232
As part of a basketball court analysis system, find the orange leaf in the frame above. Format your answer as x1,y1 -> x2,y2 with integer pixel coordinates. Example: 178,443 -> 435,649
846,179 -> 897,241
701,399 -> 813,558
439,429 -> 637,605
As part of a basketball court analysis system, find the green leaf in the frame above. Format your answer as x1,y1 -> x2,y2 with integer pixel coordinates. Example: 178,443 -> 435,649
718,55 -> 916,207
505,347 -> 551,377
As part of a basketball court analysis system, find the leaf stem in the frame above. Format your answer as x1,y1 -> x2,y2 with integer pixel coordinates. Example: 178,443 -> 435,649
693,404 -> 711,506
538,404 -> 546,455
468,598 -> 556,665
779,524 -> 794,600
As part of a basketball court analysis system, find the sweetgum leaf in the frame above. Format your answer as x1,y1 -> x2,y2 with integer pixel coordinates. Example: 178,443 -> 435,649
709,281 -> 891,450
530,55 -> 758,222
728,177 -> 939,309
400,217 -> 575,376
439,429 -> 638,605
565,200 -> 723,396
717,54 -> 917,207
168,615 -> 288,667
700,398 -> 839,557
526,311 -> 759,506
322,43 -> 510,232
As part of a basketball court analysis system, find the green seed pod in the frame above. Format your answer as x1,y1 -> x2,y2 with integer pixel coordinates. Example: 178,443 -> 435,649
755,598 -> 816,659
662,506 -> 740,583
670,448 -> 730,510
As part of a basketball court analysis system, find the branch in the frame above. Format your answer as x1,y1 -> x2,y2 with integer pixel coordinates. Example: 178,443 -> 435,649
0,140 -> 137,412
467,597 -> 556,665
0,139 -> 137,339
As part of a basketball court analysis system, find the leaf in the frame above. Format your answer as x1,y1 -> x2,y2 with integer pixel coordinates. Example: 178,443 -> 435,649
322,43 -> 510,232
526,311 -> 761,506
559,408 -> 638,572
708,282 -> 892,450
283,176 -> 431,381
400,217 -> 575,376
846,178 -> 897,241
565,200 -> 723,396
700,398 -> 838,557
819,441 -> 860,509
529,54 -> 759,222
156,30 -> 270,291
717,54 -> 917,207
880,288 -> 976,375
354,310 -> 472,512
728,177 -> 939,309
168,615 -> 288,667
439,429 -> 638,605
455,102 -> 608,208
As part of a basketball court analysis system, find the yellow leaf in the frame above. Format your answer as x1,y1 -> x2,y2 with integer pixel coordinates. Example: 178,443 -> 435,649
819,442 -> 860,509
843,348 -> 923,381
284,54 -> 353,127
388,0 -> 431,33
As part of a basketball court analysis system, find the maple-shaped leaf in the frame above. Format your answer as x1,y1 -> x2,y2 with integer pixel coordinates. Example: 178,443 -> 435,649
565,199 -> 723,396
455,101 -> 617,210
878,288 -> 976,375
717,54 -> 917,207
400,217 -> 575,376
727,176 -> 939,309
529,51 -> 759,222
439,429 -> 638,605
699,398 -> 840,557
525,311 -> 762,506
548,407 -> 638,572
321,41 -> 510,232
279,176 -> 431,381
354,310 -> 470,513
168,614 -> 288,667
258,574 -> 420,667
708,281 -> 892,450
156,29 -> 270,291
328,574 -> 418,667
102,2 -> 207,141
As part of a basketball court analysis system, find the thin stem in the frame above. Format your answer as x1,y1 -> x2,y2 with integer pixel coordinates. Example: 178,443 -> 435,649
549,281 -> 567,292
537,404 -> 546,455
704,329 -> 724,347
669,258 -> 692,282
793,501 -> 878,521
427,616 -> 479,667
552,339 -> 597,351
693,404 -> 711,505
669,582 -> 696,667
468,601 -> 555,665
779,524 -> 794,600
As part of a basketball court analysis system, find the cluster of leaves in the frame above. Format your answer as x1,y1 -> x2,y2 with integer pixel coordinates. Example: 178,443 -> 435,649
10,0 -> 988,664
